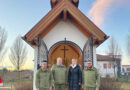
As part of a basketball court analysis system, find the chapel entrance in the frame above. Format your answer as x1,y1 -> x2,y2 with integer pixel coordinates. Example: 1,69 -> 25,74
48,41 -> 82,68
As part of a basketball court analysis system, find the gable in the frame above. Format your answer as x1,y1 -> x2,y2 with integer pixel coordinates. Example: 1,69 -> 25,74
43,20 -> 87,50
22,0 -> 108,46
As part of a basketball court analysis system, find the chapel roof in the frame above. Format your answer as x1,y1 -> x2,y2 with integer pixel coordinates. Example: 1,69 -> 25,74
22,0 -> 109,46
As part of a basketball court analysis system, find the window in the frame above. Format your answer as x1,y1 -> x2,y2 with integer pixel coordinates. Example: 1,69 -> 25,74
104,64 -> 107,69
122,68 -> 124,72
127,68 -> 130,71
108,64 -> 111,69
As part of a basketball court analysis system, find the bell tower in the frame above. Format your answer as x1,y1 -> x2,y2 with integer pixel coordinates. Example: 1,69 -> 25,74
50,0 -> 79,8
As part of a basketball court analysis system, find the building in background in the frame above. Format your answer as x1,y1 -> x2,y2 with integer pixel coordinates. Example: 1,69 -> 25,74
97,54 -> 121,78
121,65 -> 130,77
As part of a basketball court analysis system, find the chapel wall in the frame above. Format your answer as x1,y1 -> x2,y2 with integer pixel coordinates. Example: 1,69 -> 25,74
43,20 -> 88,51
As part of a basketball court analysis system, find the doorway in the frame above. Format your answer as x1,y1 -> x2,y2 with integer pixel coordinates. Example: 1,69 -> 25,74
48,41 -> 82,68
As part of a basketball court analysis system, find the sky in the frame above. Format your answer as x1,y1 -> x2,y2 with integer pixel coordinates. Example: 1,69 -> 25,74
0,0 -> 130,70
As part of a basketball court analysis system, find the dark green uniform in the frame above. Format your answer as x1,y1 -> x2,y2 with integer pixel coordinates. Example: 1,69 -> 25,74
82,67 -> 100,90
35,68 -> 53,90
51,64 -> 67,90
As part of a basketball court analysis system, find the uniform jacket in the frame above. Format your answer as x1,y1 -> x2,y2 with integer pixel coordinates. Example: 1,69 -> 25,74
51,64 -> 67,85
82,67 -> 100,88
35,68 -> 53,89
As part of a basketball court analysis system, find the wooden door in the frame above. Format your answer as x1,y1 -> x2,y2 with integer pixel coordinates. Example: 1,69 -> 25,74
48,43 -> 82,68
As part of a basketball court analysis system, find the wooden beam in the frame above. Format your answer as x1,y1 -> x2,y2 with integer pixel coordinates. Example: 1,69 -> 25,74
52,0 -> 57,3
23,0 -> 108,46
51,0 -> 57,8
21,36 -> 36,47
40,17 -> 60,38
63,9 -> 67,21
66,1 -> 106,41
73,0 -> 78,3
68,0 -> 79,7
70,16 -> 91,38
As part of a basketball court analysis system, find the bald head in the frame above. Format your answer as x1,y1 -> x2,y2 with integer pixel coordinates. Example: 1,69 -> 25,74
57,57 -> 63,65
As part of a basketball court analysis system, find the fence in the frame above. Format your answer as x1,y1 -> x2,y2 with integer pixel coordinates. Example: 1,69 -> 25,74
100,77 -> 130,90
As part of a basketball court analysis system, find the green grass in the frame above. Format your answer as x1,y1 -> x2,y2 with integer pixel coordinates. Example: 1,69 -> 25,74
2,80 -> 33,90
118,81 -> 130,89
3,78 -> 130,89
115,80 -> 130,89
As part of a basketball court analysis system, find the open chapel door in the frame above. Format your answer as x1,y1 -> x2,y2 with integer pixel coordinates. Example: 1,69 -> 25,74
37,35 -> 48,69
83,36 -> 94,68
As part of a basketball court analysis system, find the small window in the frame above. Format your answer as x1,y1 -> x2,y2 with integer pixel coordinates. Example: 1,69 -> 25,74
127,68 -> 130,71
108,64 -> 111,69
122,68 -> 124,72
104,64 -> 107,69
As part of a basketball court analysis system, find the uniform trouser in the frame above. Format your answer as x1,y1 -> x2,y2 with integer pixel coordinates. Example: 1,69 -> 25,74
39,88 -> 49,90
84,87 -> 96,90
54,84 -> 66,90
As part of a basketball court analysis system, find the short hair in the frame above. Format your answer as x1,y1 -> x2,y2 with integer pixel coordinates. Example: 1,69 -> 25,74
72,58 -> 77,61
42,60 -> 47,63
87,60 -> 92,63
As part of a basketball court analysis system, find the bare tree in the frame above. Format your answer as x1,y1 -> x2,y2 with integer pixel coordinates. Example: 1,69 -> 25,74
127,30 -> 130,58
107,37 -> 121,78
0,26 -> 7,63
9,36 -> 28,79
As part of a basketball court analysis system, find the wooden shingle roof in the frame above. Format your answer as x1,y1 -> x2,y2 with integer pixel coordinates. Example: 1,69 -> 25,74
23,0 -> 109,46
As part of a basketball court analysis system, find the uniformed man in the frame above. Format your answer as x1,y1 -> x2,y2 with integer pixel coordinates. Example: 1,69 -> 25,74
82,60 -> 100,90
35,60 -> 53,90
51,57 -> 67,90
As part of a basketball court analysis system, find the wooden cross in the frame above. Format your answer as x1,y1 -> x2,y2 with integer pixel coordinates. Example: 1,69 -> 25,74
60,45 -> 69,59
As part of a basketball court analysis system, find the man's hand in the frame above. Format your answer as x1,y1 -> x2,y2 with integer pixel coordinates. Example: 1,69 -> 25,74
66,83 -> 68,89
79,83 -> 81,85
82,86 -> 84,89
96,88 -> 99,90
36,88 -> 39,90
49,87 -> 52,90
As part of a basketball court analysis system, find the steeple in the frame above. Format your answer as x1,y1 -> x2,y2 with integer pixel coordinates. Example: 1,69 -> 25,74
50,0 -> 79,8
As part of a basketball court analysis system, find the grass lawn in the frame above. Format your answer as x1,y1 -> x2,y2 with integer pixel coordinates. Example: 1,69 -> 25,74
2,79 -> 33,90
3,79 -> 32,83
119,82 -> 130,89
2,79 -> 130,89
